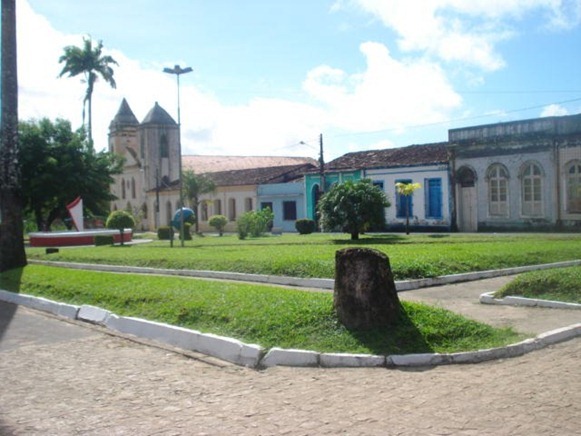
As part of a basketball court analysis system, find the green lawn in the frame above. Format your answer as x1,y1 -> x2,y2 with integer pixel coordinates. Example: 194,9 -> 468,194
495,266 -> 581,304
26,232 -> 581,280
0,265 -> 522,355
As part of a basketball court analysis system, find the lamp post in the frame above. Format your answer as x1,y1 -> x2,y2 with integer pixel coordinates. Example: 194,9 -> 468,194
163,64 -> 192,247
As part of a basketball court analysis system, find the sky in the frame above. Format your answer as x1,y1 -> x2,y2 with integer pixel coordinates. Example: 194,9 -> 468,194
17,0 -> 581,161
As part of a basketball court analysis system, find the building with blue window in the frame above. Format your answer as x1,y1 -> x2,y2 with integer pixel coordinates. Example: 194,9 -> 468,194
305,142 -> 452,232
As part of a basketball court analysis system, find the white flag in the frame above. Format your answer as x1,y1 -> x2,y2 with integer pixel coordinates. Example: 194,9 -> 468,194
66,196 -> 84,232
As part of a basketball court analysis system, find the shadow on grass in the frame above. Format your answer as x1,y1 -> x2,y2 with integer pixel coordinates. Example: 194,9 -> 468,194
344,304 -> 433,355
331,235 -> 408,245
0,267 -> 24,345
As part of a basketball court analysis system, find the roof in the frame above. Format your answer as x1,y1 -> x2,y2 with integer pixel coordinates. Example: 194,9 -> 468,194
182,155 -> 317,174
141,102 -> 176,126
206,163 -> 316,187
109,98 -> 139,130
325,142 -> 449,171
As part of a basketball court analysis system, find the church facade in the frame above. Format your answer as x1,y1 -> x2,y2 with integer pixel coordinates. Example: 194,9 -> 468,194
109,99 -> 181,230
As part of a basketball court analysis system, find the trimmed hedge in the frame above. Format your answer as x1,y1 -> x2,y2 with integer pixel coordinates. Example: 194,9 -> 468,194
295,219 -> 316,235
94,235 -> 114,246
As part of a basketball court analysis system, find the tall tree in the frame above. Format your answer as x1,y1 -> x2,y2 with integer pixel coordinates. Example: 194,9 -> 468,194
19,118 -> 123,231
182,170 -> 215,233
0,0 -> 26,271
317,179 -> 390,240
395,182 -> 422,235
58,36 -> 118,146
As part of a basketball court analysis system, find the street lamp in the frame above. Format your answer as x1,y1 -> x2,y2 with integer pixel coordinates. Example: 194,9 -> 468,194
163,64 -> 193,247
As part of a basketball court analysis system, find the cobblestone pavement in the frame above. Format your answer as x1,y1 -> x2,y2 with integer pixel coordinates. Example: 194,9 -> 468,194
0,299 -> 580,435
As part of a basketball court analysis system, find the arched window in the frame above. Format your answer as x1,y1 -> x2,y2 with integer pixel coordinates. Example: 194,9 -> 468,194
520,162 -> 543,217
131,177 -> 136,199
566,161 -> 581,213
201,202 -> 208,221
487,164 -> 509,217
121,178 -> 126,199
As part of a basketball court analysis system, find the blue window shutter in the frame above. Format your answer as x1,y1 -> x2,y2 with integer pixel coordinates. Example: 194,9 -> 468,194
426,178 -> 442,219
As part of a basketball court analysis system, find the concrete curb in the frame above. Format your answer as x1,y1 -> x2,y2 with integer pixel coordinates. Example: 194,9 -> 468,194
28,259 -> 581,292
480,292 -> 581,310
1,290 -> 579,369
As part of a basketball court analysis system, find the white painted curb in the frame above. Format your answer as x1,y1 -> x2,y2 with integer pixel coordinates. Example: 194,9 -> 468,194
29,258 -> 581,292
261,348 -> 320,368
0,289 -> 79,319
1,290 -> 579,369
480,292 -> 581,310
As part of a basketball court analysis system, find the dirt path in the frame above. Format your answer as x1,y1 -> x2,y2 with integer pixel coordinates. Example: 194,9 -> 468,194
1,302 -> 580,436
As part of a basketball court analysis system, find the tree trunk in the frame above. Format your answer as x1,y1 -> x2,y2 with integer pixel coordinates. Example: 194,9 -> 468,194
334,248 -> 401,330
0,0 -> 27,272
350,231 -> 359,240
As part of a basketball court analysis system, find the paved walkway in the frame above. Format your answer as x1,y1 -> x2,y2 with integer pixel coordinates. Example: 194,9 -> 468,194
0,276 -> 580,435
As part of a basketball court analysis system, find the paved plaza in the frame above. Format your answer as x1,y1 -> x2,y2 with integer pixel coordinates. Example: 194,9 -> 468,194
0,276 -> 580,435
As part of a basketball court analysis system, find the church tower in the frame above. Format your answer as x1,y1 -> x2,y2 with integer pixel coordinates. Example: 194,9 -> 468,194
109,99 -> 181,230
138,102 -> 179,194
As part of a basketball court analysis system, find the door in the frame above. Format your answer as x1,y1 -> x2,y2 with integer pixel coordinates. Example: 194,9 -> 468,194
457,167 -> 478,232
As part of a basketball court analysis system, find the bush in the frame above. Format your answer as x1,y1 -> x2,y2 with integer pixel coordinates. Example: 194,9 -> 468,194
208,215 -> 228,236
157,226 -> 174,240
237,208 -> 274,240
94,235 -> 114,246
105,210 -> 135,246
295,219 -> 316,235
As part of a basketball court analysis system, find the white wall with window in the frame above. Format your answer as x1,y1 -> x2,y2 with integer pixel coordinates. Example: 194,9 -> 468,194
487,163 -> 509,218
454,149 -> 556,230
365,164 -> 451,230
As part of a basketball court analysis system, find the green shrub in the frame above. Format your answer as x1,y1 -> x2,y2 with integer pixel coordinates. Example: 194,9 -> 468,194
237,208 -> 274,239
157,226 -> 174,240
295,219 -> 316,235
94,235 -> 114,246
208,214 -> 228,236
105,211 -> 135,246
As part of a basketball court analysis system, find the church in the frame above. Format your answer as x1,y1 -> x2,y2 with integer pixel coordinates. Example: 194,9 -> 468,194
109,99 -> 181,230
108,99 -> 316,231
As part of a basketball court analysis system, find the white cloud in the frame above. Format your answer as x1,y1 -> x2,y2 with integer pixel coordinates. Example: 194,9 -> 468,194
303,42 -> 462,134
340,0 -> 580,70
541,104 -> 569,117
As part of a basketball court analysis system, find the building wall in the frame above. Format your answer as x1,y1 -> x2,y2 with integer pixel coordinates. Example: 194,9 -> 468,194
304,171 -> 362,221
257,183 -> 305,232
365,164 -> 451,231
454,148 -> 557,230
197,185 -> 257,233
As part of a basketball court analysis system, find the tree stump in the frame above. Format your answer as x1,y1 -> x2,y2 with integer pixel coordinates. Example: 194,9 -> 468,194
334,248 -> 401,329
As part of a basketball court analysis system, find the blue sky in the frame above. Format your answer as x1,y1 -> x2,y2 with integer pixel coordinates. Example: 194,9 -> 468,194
19,0 -> 581,160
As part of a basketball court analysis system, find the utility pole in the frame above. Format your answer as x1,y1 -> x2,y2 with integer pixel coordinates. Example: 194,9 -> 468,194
319,133 -> 325,195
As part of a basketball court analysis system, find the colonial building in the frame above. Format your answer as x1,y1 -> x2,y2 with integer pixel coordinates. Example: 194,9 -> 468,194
109,97 -> 581,233
109,99 -> 181,230
109,99 -> 315,231
449,113 -> 581,231
305,142 -> 452,232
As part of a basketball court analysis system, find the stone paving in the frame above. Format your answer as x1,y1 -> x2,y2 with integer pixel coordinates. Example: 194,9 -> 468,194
0,275 -> 580,435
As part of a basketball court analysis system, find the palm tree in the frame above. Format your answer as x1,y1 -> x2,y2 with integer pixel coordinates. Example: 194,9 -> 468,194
182,170 -> 216,233
58,36 -> 118,146
0,0 -> 27,271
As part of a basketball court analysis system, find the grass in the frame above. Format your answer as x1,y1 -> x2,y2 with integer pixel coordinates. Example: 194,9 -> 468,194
495,266 -> 581,304
0,265 -> 523,355
26,232 -> 581,280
